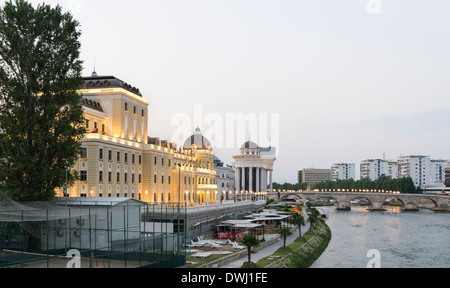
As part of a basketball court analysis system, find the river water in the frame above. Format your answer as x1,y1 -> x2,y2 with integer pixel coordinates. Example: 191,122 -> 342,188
310,206 -> 450,268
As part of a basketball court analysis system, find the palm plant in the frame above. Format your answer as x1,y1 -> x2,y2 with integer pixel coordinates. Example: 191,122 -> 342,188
241,234 -> 260,264
293,214 -> 306,239
279,227 -> 292,247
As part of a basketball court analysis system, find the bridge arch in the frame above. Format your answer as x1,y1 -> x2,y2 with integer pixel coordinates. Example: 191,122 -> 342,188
280,194 -> 304,202
349,197 -> 372,206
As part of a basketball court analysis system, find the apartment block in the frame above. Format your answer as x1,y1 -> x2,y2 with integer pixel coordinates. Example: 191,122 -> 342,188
331,163 -> 355,182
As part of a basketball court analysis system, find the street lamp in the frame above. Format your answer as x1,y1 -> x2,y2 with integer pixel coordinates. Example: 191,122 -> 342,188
64,166 -> 69,201
176,162 -> 182,257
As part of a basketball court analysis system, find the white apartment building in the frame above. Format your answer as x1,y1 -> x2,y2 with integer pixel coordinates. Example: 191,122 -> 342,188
430,160 -> 448,184
331,163 -> 355,182
388,160 -> 399,179
398,156 -> 431,188
360,159 -> 389,181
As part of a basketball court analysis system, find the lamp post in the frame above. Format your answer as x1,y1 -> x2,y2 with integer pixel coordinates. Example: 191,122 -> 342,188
64,166 -> 69,204
176,162 -> 182,257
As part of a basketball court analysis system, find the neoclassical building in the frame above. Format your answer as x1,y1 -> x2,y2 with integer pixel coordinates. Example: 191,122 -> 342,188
214,156 -> 235,201
233,141 -> 276,195
58,73 -> 217,205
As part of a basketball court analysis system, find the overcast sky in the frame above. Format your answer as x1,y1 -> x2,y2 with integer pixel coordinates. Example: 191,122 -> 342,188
12,0 -> 450,183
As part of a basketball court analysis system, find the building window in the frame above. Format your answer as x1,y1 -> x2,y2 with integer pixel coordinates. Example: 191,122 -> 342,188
125,103 -> 128,111
168,159 -> 171,167
139,174 -> 142,184
132,154 -> 135,164
134,106 -> 137,114
139,155 -> 142,165
80,171 -> 87,182
168,176 -> 171,184
125,153 -> 128,163
117,173 -> 120,182
85,120 -> 89,129
99,149 -> 103,160
117,152 -> 120,162
161,176 -> 164,184
108,172 -> 112,183
108,150 -> 112,161
99,171 -> 103,182
124,173 -> 128,183
141,110 -> 144,117
132,174 -> 135,183
154,157 -> 157,165
81,148 -> 87,159
154,175 -> 157,183
102,124 -> 105,134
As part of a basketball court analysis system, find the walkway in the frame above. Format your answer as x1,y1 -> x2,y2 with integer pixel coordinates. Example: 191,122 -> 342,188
218,223 -> 310,268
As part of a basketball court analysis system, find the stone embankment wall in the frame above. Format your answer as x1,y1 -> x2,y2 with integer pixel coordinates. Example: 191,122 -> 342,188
265,220 -> 332,268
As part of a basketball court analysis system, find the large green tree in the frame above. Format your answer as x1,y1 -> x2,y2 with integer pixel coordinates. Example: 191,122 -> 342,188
0,0 -> 85,201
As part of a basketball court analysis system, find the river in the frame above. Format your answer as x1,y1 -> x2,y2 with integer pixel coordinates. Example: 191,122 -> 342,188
310,206 -> 450,268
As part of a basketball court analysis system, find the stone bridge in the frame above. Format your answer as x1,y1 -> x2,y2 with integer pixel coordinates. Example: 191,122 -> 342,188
268,191 -> 450,211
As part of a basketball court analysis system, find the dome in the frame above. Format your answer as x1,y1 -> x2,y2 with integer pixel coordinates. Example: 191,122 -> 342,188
183,128 -> 212,150
241,141 -> 259,149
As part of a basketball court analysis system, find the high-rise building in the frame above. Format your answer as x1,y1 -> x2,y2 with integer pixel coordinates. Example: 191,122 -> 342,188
331,163 -> 355,182
444,163 -> 450,187
430,160 -> 448,184
387,160 -> 399,179
398,155 -> 431,188
360,159 -> 388,181
298,169 -> 331,184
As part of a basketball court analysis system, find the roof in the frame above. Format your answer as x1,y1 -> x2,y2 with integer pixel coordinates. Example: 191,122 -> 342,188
80,98 -> 104,113
82,74 -> 143,97
218,220 -> 264,229
183,128 -> 212,150
241,141 -> 259,149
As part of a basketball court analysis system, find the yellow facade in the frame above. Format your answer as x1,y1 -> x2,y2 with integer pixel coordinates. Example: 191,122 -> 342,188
58,74 -> 217,205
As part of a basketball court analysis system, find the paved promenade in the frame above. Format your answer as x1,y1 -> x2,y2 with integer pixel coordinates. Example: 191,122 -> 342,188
219,223 -> 310,268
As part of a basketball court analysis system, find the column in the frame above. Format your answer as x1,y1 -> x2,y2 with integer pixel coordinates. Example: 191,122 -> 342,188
256,168 -> 260,193
249,167 -> 253,193
241,168 -> 245,192
260,169 -> 266,193
235,167 -> 241,193
269,170 -> 273,193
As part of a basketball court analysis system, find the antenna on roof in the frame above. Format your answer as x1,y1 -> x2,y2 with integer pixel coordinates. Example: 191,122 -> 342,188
92,56 -> 98,77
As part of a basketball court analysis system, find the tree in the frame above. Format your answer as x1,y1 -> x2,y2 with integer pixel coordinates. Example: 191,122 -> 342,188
0,0 -> 85,201
293,213 -> 306,239
308,208 -> 320,227
240,234 -> 259,265
279,227 -> 292,248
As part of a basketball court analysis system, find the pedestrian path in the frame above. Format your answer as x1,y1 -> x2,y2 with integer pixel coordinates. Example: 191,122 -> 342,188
218,223 -> 310,268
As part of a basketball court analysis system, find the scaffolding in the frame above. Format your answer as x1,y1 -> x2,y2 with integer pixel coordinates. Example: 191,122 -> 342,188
0,191 -> 187,268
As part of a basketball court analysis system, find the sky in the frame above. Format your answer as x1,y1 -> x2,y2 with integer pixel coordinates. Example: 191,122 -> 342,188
10,0 -> 450,183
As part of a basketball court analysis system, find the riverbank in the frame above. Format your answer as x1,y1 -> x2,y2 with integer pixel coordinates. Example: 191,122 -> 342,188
257,218 -> 332,268
187,218 -> 331,269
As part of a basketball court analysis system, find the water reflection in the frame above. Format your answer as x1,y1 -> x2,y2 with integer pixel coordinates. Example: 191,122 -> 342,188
311,207 -> 450,268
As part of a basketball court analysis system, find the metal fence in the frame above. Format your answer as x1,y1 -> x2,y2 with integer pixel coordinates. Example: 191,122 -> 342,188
0,196 -> 187,268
